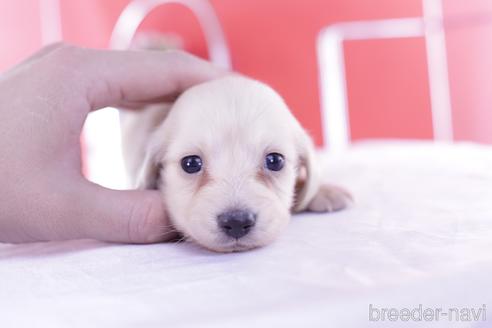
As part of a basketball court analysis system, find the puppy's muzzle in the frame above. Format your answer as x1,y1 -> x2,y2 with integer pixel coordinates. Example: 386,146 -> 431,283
217,209 -> 257,239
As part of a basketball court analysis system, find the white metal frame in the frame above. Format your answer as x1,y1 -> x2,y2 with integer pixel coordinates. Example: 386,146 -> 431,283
109,0 -> 231,69
317,0 -> 453,153
39,0 -> 62,44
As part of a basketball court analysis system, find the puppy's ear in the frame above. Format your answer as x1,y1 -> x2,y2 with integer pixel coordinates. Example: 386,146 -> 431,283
135,145 -> 162,190
293,129 -> 353,213
293,129 -> 322,212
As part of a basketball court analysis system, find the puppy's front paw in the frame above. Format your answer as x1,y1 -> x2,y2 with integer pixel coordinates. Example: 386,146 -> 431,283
307,184 -> 353,212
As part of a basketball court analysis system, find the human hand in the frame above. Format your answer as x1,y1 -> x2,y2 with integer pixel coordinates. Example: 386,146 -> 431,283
0,43 -> 224,243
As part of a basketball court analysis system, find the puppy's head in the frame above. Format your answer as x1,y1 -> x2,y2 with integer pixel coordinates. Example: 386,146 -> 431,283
137,76 -> 319,252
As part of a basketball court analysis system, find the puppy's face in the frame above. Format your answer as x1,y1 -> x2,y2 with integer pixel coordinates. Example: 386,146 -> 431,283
139,77 -> 316,252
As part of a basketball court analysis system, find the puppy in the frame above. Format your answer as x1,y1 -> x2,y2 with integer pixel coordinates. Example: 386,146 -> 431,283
120,76 -> 352,252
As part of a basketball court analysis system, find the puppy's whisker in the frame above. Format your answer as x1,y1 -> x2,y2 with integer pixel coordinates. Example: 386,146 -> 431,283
156,224 -> 177,230
157,226 -> 177,231
157,230 -> 179,237
157,229 -> 178,234
156,223 -> 176,228
173,236 -> 187,244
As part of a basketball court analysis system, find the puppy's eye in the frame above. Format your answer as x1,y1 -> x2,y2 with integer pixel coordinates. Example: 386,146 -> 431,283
181,155 -> 202,174
265,153 -> 285,171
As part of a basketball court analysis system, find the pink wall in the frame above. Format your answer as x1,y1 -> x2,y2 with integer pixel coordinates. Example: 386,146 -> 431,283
1,0 -> 491,145
0,1 -> 42,71
345,38 -> 433,141
444,0 -> 492,144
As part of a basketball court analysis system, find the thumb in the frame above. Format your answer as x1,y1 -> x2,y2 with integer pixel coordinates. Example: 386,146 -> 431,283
75,181 -> 176,243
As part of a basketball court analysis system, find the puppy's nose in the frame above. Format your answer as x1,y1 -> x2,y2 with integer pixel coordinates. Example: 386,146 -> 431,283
217,209 -> 257,239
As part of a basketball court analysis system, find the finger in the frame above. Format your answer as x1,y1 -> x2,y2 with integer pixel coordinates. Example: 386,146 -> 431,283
115,95 -> 180,110
23,42 -> 67,64
73,181 -> 178,243
78,48 -> 228,110
2,43 -> 66,78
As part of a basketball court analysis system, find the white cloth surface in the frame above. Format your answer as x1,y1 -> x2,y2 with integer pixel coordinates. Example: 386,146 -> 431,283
1,141 -> 492,327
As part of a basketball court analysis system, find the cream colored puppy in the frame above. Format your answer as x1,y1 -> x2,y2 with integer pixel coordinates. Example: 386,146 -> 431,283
120,76 -> 351,252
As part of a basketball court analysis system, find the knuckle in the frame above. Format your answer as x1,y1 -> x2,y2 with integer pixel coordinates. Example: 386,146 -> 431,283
42,44 -> 93,94
163,49 -> 195,65
50,43 -> 80,60
57,43 -> 84,54
48,44 -> 91,69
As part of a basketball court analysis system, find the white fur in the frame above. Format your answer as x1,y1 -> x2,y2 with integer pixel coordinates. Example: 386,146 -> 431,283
120,76 -> 352,252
